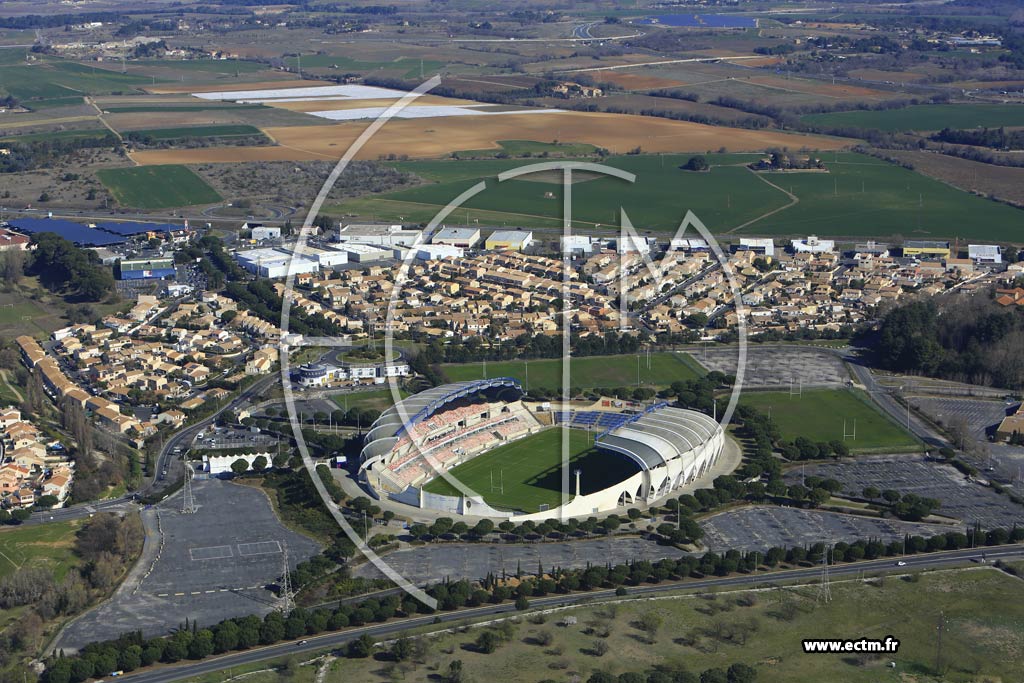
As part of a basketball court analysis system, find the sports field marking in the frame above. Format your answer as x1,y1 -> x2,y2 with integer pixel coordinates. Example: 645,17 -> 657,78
189,545 -> 234,561
237,540 -> 282,556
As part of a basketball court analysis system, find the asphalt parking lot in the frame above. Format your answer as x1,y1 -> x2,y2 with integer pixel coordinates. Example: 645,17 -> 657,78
355,537 -> 687,585
786,456 -> 1024,531
55,479 -> 320,651
193,426 -> 279,451
910,397 -> 1015,441
699,505 -> 951,553
696,346 -> 849,388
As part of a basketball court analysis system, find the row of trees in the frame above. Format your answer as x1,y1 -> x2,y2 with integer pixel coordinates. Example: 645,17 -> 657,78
45,520 -> 1024,682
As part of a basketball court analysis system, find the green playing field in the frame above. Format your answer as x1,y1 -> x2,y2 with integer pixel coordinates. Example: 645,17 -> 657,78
422,427 -> 640,513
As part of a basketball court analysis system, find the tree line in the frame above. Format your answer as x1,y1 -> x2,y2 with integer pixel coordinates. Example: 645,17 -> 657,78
41,518 -> 1024,682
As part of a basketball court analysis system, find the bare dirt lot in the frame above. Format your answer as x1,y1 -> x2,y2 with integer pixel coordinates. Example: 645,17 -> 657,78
129,111 -> 850,164
590,71 -> 688,91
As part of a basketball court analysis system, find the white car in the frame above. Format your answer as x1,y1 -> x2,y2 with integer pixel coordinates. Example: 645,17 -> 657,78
896,561 -> 907,567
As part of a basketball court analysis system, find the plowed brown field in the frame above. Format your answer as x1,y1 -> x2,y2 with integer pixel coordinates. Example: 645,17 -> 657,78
128,110 -> 850,165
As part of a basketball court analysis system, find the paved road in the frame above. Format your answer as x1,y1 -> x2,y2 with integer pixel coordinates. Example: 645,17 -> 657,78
23,375 -> 280,527
111,543 -> 1024,683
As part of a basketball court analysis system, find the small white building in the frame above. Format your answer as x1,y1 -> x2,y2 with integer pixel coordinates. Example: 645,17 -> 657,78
791,235 -> 835,254
203,452 -> 271,475
250,225 -> 281,241
968,244 -> 1002,264
432,226 -> 480,248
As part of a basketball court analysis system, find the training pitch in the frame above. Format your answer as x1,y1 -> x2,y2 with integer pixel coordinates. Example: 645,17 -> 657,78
421,427 -> 640,513
739,388 -> 921,453
441,352 -> 703,392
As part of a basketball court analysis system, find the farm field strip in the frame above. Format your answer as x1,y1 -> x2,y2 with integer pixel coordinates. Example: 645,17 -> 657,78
193,84 -> 410,101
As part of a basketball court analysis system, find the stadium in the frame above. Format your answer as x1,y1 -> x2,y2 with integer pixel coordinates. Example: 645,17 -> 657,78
358,379 -> 726,520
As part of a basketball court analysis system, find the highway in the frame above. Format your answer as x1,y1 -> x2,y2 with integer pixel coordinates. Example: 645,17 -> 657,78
113,544 -> 1024,683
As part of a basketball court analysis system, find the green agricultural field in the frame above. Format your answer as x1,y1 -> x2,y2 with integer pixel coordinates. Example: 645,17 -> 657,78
97,165 -> 222,209
802,103 -> 1024,132
454,139 -> 600,159
441,352 -> 703,393
0,519 -> 83,581
739,388 -> 920,453
422,427 -> 639,512
124,124 -> 265,140
0,57 -> 154,102
331,151 -> 1024,241
0,129 -> 114,144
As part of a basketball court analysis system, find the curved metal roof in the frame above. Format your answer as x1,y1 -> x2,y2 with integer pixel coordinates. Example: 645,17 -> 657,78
595,406 -> 721,471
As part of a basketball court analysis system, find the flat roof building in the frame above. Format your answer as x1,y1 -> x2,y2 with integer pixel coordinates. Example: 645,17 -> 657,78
485,230 -> 533,252
416,244 -> 464,261
738,238 -> 775,257
791,235 -> 835,254
561,235 -> 594,256
337,224 -> 422,247
432,227 -> 480,249
339,243 -> 392,263
903,240 -> 951,259
968,244 -> 1002,264
235,248 -> 319,278
302,246 -> 349,267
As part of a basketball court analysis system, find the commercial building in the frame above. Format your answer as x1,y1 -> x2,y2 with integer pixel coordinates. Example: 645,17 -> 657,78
251,225 -> 281,241
338,243 -> 391,263
415,244 -> 464,261
615,235 -> 656,254
234,248 -> 319,278
117,257 -> 176,281
295,361 -> 411,388
737,238 -> 775,258
791,235 -> 835,254
485,230 -> 533,252
432,227 -> 481,249
560,235 -> 594,256
968,244 -> 1002,264
302,246 -> 349,268
902,240 -> 951,259
337,224 -> 422,247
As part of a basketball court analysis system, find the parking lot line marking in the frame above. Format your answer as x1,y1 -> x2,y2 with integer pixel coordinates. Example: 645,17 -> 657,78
174,592 -> 184,596
157,593 -> 168,597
